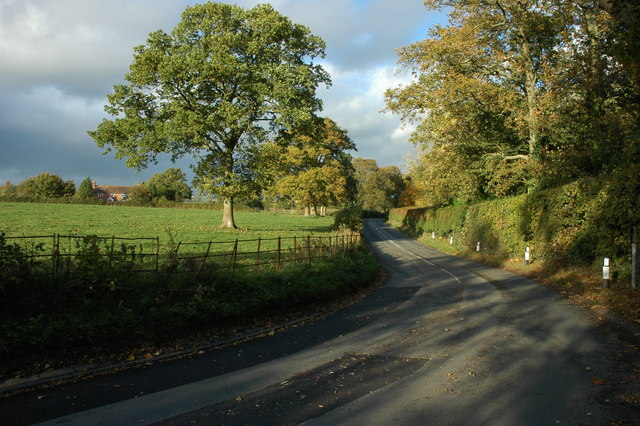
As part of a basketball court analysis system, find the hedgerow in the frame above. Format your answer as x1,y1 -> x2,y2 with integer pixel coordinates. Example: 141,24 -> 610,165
0,235 -> 378,377
390,168 -> 640,276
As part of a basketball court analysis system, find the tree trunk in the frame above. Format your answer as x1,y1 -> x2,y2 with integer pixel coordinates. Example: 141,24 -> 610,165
520,38 -> 540,161
221,197 -> 237,228
220,144 -> 237,229
304,206 -> 310,217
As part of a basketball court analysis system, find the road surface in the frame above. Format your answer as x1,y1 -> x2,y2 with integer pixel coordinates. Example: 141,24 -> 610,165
1,219 -> 638,425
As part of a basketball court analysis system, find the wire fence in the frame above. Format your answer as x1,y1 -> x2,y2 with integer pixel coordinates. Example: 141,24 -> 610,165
1,232 -> 362,278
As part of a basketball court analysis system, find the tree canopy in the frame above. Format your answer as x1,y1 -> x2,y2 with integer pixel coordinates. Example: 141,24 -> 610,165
89,2 -> 330,227
76,177 -> 94,200
386,0 -> 639,204
263,117 -> 356,215
16,173 -> 75,200
145,168 -> 192,202
353,158 -> 405,212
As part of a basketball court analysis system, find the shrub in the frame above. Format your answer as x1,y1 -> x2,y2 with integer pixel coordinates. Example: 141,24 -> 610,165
333,204 -> 364,232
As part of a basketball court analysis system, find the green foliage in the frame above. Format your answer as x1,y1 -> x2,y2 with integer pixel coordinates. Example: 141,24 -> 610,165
89,2 -> 330,228
127,184 -> 153,205
333,204 -> 364,232
71,236 -> 138,290
0,232 -> 45,290
264,117 -> 356,211
386,1 -> 639,203
0,180 -> 16,200
391,169 -> 640,272
15,172 -> 74,201
146,168 -> 192,202
353,158 -> 406,213
390,205 -> 467,238
76,177 -> 94,200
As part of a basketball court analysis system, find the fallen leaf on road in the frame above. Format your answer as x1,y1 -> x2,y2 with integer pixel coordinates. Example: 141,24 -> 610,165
619,393 -> 640,405
591,377 -> 606,385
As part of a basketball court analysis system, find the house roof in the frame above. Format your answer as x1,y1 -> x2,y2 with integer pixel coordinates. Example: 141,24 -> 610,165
93,185 -> 133,194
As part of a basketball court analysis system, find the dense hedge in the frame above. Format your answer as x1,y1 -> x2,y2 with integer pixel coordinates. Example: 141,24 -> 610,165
390,166 -> 640,275
0,238 -> 378,376
389,204 -> 467,238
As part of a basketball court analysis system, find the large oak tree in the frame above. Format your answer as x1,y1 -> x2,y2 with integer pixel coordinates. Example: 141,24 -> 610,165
89,2 -> 330,228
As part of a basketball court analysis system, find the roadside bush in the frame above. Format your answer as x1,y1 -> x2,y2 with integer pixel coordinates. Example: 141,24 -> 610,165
0,233 -> 46,291
333,204 -> 364,232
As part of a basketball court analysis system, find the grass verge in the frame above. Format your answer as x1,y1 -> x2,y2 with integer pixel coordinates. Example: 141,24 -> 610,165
409,229 -> 640,324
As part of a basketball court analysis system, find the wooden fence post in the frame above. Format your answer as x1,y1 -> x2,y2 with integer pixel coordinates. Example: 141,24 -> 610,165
204,241 -> 213,262
231,239 -> 239,273
154,237 -> 160,272
66,235 -> 72,278
256,238 -> 261,272
277,237 -> 281,271
52,234 -> 59,278
175,242 -> 182,266
307,235 -> 312,263
109,236 -> 116,267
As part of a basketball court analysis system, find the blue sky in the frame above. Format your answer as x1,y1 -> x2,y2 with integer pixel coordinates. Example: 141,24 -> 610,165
0,0 -> 448,186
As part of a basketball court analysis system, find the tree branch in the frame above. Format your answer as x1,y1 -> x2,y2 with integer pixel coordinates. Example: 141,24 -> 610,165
487,152 -> 529,161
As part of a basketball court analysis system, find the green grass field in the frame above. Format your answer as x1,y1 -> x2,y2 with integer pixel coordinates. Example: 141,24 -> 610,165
0,202 -> 335,243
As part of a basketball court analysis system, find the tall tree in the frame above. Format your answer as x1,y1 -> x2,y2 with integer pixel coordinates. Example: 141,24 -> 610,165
0,181 -> 15,199
89,2 -> 330,228
388,0 -> 640,200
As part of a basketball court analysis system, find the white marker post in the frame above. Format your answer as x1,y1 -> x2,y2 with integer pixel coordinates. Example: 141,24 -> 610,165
603,257 -> 610,289
432,231 -> 435,240
449,235 -> 454,245
524,247 -> 530,266
476,241 -> 481,252
632,226 -> 637,289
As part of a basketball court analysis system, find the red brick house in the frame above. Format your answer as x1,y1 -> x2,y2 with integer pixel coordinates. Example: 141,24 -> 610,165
91,180 -> 133,202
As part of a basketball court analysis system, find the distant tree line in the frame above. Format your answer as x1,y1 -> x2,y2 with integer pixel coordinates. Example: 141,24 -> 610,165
0,168 -> 193,206
0,158 -> 415,217
1,173 -> 76,202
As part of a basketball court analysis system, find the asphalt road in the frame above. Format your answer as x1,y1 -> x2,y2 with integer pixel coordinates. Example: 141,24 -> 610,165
1,219 -> 638,425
